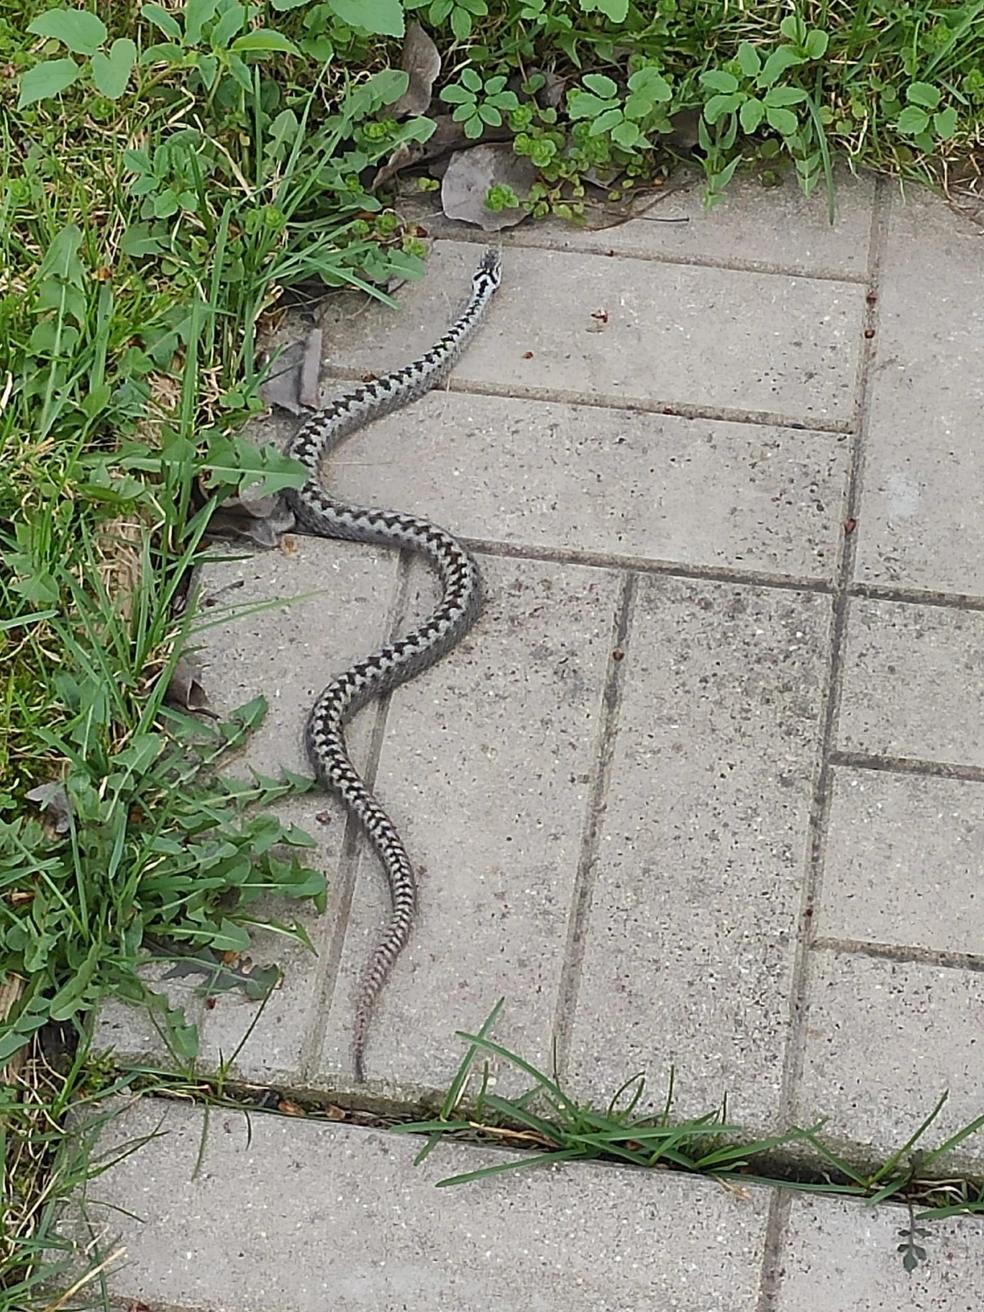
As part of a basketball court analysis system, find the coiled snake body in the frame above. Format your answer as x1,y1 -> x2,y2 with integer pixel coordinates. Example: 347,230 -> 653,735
284,249 -> 502,1080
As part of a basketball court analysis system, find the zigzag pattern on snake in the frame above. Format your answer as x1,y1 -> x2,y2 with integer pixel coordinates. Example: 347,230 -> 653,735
283,248 -> 502,1081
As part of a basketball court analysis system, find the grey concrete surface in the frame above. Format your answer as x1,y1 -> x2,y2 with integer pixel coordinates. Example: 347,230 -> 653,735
84,171 -> 984,1306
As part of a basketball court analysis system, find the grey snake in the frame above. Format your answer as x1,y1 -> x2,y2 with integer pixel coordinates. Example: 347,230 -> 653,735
283,248 -> 502,1080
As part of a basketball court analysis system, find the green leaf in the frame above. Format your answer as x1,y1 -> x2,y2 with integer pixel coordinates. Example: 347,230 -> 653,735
328,0 -> 405,37
90,38 -> 137,98
906,81 -> 941,109
231,29 -> 300,54
461,66 -> 482,91
17,57 -> 79,108
440,84 -> 473,104
763,86 -> 807,107
627,66 -> 671,100
141,3 -> 183,39
583,0 -> 629,19
478,103 -> 502,126
27,8 -> 107,55
779,14 -> 807,43
485,74 -> 507,95
450,5 -> 473,38
700,69 -> 739,94
611,119 -> 642,149
896,105 -> 930,134
566,90 -> 616,119
703,92 -> 742,124
757,46 -> 805,87
740,96 -> 765,132
765,104 -> 799,136
184,0 -> 221,44
737,41 -> 761,77
803,29 -> 829,58
582,72 -> 618,98
589,106 -> 623,135
933,106 -> 958,139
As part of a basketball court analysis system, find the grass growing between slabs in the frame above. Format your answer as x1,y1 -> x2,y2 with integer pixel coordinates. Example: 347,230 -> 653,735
1,0 -> 983,1301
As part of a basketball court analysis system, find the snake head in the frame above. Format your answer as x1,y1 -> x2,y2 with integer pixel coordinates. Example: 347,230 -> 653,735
474,247 -> 503,294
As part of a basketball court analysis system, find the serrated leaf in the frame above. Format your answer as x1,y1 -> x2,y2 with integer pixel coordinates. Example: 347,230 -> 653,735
17,57 -> 80,108
906,81 -> 941,109
90,38 -> 136,98
28,8 -> 106,55
328,0 -> 404,37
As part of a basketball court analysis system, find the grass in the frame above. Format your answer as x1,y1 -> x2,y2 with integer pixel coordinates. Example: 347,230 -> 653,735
0,0 -> 982,1301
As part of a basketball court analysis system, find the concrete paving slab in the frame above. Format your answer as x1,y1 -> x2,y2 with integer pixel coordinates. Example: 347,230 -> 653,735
566,574 -> 829,1129
401,165 -> 876,279
324,389 -> 850,581
61,1096 -> 771,1312
796,950 -> 984,1171
319,242 -> 864,425
775,1193 -> 984,1311
838,598 -> 984,767
855,187 -> 984,597
315,554 -> 622,1089
818,768 -> 984,956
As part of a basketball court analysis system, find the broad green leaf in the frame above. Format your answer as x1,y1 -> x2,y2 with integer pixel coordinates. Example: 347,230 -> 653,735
700,69 -> 739,94
765,105 -> 799,135
581,0 -> 629,20
39,224 -> 84,285
582,72 -> 618,98
906,81 -> 941,109
703,92 -> 742,124
27,8 -> 107,55
757,46 -> 805,88
185,0 -> 222,44
213,3 -> 249,46
567,90 -> 616,119
589,106 -> 623,135
737,41 -> 761,77
461,66 -> 482,91
763,85 -> 807,107
17,57 -> 79,108
896,105 -> 930,134
90,38 -> 137,98
933,106 -> 958,139
611,119 -> 642,149
272,0 -> 309,8
803,29 -> 829,58
231,29 -> 301,54
440,84 -> 473,104
740,96 -> 765,132
141,2 -> 183,38
328,0 -> 405,37
779,14 -> 807,43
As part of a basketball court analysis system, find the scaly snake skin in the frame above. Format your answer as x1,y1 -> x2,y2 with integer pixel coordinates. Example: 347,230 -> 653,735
283,248 -> 502,1080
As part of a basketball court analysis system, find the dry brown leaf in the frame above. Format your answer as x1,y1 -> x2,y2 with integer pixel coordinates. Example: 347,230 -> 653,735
393,21 -> 441,118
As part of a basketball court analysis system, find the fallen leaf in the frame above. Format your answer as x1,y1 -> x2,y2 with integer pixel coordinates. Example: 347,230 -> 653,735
392,21 -> 441,118
26,782 -> 72,834
165,656 -> 210,713
441,144 -> 535,230
207,493 -> 296,548
278,1099 -> 307,1116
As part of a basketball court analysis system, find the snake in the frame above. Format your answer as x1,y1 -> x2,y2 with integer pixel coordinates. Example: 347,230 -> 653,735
283,247 -> 502,1081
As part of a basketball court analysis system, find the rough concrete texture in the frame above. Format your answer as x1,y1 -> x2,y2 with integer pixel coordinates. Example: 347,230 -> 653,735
66,1097 -> 771,1312
88,170 -> 984,1306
